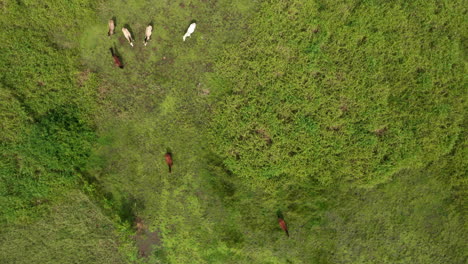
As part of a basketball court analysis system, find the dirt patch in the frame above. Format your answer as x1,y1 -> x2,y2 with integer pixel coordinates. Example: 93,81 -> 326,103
118,36 -> 127,45
200,88 -> 210,95
255,129 -> 272,145
374,126 -> 388,137
134,217 -> 161,258
205,62 -> 214,72
157,55 -> 175,66
98,85 -> 109,99
327,125 -> 342,132
77,69 -> 91,87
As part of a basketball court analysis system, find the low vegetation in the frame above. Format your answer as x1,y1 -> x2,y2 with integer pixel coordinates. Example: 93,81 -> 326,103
0,0 -> 466,263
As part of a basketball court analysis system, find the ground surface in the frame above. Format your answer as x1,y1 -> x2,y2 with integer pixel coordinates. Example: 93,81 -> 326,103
0,0 -> 466,263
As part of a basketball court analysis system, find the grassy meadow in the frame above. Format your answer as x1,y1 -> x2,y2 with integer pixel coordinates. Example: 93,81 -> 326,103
0,0 -> 466,263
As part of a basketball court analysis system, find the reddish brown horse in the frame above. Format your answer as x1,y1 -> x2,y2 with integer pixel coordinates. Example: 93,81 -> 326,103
165,153 -> 173,173
109,48 -> 123,68
277,212 -> 289,237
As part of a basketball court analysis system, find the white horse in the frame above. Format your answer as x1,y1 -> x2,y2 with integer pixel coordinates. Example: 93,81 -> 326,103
122,27 -> 134,47
108,19 -> 115,36
144,25 -> 152,46
183,23 -> 196,41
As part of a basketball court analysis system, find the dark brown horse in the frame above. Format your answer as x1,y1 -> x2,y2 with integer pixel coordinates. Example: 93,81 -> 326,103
165,153 -> 173,173
109,48 -> 123,68
277,211 -> 289,237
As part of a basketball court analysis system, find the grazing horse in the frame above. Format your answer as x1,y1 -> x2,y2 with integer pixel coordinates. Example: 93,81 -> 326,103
277,212 -> 289,237
183,23 -> 196,41
122,27 -> 134,47
144,25 -> 153,46
108,19 -> 115,36
109,48 -> 123,68
165,153 -> 173,173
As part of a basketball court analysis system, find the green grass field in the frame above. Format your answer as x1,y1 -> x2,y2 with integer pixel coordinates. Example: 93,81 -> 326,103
0,0 -> 466,263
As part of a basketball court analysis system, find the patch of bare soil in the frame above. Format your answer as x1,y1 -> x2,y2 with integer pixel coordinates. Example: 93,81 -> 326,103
98,85 -> 109,99
77,69 -> 91,87
118,36 -> 127,45
134,217 -> 161,258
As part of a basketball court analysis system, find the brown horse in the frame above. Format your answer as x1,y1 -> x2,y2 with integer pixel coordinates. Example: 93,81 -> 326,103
277,212 -> 289,237
165,153 -> 173,173
109,48 -> 123,68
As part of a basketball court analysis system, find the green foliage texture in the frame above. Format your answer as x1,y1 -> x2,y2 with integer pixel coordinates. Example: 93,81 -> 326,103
0,0 -> 466,263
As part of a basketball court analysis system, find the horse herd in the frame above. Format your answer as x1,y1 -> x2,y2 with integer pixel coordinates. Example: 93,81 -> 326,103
107,18 -> 196,68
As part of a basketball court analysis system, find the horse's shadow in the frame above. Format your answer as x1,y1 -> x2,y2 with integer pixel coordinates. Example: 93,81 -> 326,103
123,23 -> 135,39
113,43 -> 122,57
110,43 -> 124,68
183,19 -> 197,34
165,148 -> 173,161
